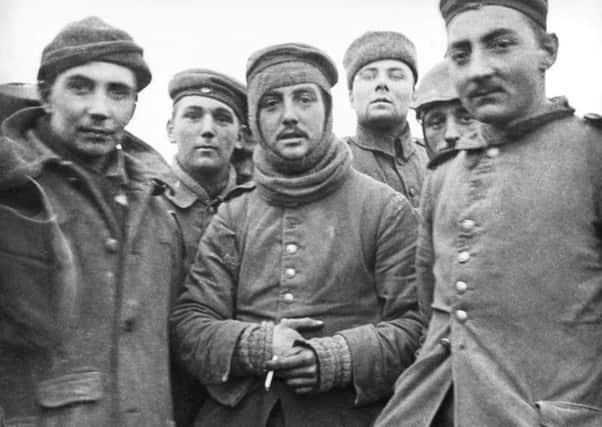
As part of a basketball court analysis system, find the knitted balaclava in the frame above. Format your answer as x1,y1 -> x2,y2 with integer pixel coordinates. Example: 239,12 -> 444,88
343,31 -> 418,90
246,43 -> 338,174
37,16 -> 151,96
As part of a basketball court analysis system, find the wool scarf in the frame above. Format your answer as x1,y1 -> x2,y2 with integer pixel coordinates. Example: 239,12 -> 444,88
253,134 -> 352,208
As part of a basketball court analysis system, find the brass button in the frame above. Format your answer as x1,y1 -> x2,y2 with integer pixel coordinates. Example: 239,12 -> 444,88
285,268 -> 296,278
457,251 -> 470,263
486,147 -> 500,158
455,310 -> 468,322
460,219 -> 476,231
283,293 -> 294,303
105,237 -> 119,253
285,244 -> 298,255
455,281 -> 468,293
440,338 -> 451,348
409,187 -> 417,197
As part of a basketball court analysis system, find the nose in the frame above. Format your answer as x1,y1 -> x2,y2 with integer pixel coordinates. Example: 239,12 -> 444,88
200,114 -> 216,138
374,72 -> 389,92
88,92 -> 110,120
465,48 -> 494,81
443,116 -> 461,146
282,97 -> 298,127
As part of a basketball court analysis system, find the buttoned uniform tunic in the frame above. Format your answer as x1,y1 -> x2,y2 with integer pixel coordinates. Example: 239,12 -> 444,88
164,160 -> 253,270
345,123 -> 428,208
171,168 -> 423,427
0,107 -> 184,427
375,98 -> 602,427
164,160 -> 253,427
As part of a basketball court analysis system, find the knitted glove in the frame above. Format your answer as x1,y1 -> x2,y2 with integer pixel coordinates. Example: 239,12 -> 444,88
307,334 -> 352,392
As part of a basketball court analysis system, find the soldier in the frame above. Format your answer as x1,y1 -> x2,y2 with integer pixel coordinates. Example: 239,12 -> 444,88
413,61 -> 479,159
165,69 -> 253,269
376,1 -> 602,426
171,43 -> 423,427
0,17 -> 183,426
342,31 -> 428,208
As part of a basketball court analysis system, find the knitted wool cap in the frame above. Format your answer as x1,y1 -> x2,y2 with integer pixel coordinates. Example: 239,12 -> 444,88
440,0 -> 548,29
168,69 -> 247,124
413,61 -> 459,118
343,31 -> 418,90
246,43 -> 338,173
37,16 -> 152,91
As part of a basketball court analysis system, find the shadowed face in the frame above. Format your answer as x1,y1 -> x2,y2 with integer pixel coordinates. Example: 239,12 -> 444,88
421,100 -> 478,157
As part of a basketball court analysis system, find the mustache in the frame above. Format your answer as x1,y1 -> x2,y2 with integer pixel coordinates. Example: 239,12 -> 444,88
276,127 -> 309,140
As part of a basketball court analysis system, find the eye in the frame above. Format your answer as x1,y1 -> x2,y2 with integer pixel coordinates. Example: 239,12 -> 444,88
388,69 -> 408,81
259,96 -> 280,110
215,113 -> 234,124
66,78 -> 93,94
425,114 -> 445,129
108,85 -> 133,100
458,112 -> 474,125
449,49 -> 470,65
490,37 -> 515,52
183,110 -> 202,120
357,68 -> 377,80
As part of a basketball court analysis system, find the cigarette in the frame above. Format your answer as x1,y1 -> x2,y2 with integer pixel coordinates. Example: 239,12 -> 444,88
264,356 -> 278,391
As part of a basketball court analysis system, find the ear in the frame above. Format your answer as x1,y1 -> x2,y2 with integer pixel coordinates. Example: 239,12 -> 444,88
166,118 -> 175,144
539,32 -> 559,71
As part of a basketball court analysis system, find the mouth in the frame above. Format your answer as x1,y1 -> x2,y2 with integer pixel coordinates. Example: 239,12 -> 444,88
469,87 -> 503,100
370,97 -> 392,105
78,127 -> 114,141
277,130 -> 308,141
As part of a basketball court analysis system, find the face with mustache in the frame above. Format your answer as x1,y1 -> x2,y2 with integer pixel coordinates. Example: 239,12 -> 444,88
45,61 -> 137,161
446,6 -> 557,126
350,59 -> 414,129
168,95 -> 240,176
258,83 -> 326,160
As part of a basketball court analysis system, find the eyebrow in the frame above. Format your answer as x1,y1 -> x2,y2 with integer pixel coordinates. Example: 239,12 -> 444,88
449,27 -> 518,51
292,86 -> 317,95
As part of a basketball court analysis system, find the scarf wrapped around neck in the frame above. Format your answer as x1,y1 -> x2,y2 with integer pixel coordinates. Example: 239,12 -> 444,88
253,134 -> 352,208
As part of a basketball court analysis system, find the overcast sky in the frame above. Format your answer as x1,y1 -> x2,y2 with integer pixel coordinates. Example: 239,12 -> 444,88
2,0 -> 601,159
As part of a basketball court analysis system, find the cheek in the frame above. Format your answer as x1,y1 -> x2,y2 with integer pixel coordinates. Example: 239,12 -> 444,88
424,127 -> 443,143
113,102 -> 136,125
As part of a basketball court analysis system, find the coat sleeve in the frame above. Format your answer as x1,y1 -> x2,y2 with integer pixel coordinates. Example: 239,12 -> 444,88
337,193 -> 425,406
169,204 -> 252,386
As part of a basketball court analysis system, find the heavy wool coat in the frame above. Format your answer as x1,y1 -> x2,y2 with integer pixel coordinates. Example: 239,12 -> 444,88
375,99 -> 602,427
0,108 -> 184,427
171,169 -> 423,427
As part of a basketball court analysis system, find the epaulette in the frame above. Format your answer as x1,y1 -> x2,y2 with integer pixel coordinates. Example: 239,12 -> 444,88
583,113 -> 602,128
427,148 -> 459,169
223,181 -> 256,203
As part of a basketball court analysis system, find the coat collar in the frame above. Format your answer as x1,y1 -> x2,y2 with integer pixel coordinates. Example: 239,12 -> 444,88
0,107 -> 174,191
164,160 -> 239,209
351,122 -> 416,160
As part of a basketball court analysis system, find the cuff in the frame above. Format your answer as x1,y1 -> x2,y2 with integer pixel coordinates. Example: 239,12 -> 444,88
307,334 -> 352,392
233,321 -> 274,376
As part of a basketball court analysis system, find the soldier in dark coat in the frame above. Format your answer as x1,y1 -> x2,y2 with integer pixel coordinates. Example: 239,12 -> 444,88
0,16 -> 184,426
342,31 -> 428,208
376,1 -> 602,426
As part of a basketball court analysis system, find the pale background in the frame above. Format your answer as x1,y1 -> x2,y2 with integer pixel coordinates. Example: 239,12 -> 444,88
1,0 -> 600,160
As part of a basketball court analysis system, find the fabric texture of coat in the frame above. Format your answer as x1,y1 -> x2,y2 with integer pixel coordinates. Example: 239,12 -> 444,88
0,107 -> 184,427
170,167 -> 423,427
375,98 -> 602,427
345,123 -> 428,208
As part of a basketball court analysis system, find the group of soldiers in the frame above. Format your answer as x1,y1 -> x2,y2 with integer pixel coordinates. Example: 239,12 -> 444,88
1,0 -> 601,426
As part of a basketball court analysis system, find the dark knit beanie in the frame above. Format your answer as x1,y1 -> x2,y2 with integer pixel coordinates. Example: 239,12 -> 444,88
343,31 -> 418,90
37,16 -> 152,92
168,69 -> 247,124
440,0 -> 548,29
246,43 -> 338,172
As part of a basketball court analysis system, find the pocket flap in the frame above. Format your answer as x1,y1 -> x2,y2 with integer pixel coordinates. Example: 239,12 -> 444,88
536,400 -> 602,427
36,371 -> 104,408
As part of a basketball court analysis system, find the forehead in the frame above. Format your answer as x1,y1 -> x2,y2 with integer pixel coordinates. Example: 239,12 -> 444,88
359,58 -> 411,72
266,82 -> 322,97
175,95 -> 235,113
447,5 -> 532,45
55,61 -> 136,87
